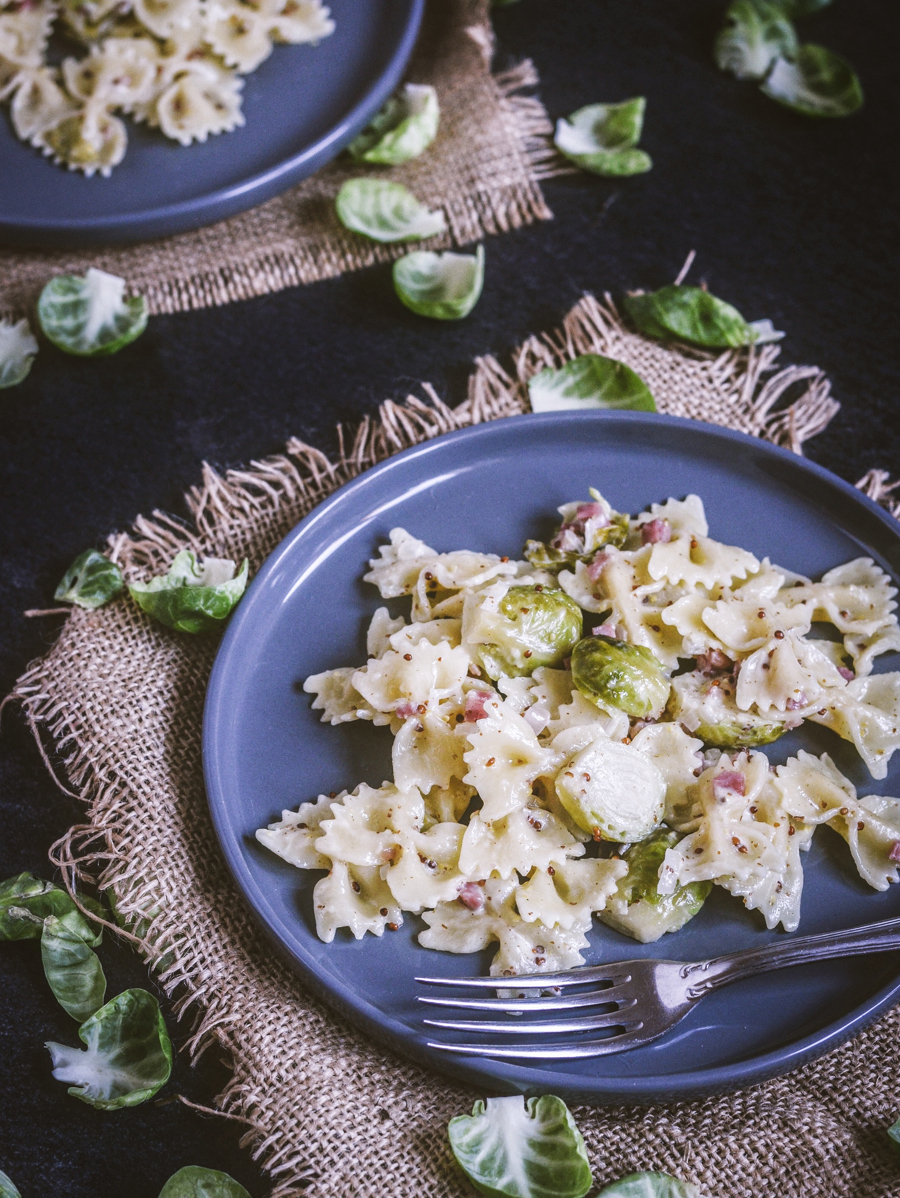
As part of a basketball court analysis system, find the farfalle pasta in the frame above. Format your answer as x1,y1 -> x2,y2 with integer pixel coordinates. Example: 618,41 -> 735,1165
257,491 -> 900,977
0,0 -> 332,175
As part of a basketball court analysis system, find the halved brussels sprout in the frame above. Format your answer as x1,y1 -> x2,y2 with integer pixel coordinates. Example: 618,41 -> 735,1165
38,268 -> 147,356
555,737 -> 666,842
598,829 -> 711,943
472,585 -> 583,680
668,670 -> 786,748
572,635 -> 670,719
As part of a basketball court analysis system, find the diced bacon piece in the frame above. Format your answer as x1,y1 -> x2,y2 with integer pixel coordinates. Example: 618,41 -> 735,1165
889,842 -> 900,864
697,648 -> 732,674
586,551 -> 612,581
395,701 -> 418,719
838,667 -> 855,682
457,882 -> 485,912
641,518 -> 672,545
785,693 -> 808,711
574,502 -> 609,526
593,622 -> 617,638
713,770 -> 746,799
463,690 -> 493,722
550,526 -> 581,552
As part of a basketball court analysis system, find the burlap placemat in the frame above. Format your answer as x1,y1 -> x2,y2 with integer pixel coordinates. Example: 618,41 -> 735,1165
13,294 -> 900,1198
0,0 -> 557,319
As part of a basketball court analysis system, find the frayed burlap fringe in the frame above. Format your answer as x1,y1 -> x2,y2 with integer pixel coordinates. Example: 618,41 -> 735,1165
12,297 -> 900,1198
0,0 -> 558,319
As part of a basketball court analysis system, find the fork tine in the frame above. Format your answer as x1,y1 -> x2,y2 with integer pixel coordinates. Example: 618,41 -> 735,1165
417,982 -> 633,1014
427,1031 -> 648,1060
415,963 -> 630,990
424,1004 -> 639,1036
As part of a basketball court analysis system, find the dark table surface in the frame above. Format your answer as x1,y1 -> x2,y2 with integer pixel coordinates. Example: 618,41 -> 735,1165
2,2 -> 899,1195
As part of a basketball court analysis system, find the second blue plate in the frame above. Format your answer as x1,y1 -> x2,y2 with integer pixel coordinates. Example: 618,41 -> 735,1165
0,0 -> 423,247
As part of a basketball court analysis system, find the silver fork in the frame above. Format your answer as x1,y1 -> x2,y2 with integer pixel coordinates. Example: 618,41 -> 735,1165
417,914 -> 900,1059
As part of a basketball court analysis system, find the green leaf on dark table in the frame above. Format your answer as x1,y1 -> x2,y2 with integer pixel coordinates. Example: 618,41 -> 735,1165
347,83 -> 440,165
0,318 -> 38,388
554,99 -> 651,177
335,179 -> 446,243
888,1116 -> 900,1153
0,873 -> 103,945
46,987 -> 173,1109
158,1166 -> 253,1198
129,550 -> 249,634
760,44 -> 864,117
393,245 -> 485,320
41,914 -> 108,1021
38,268 -> 148,357
624,284 -> 783,349
528,353 -> 656,413
596,1174 -> 700,1198
0,1169 -> 22,1198
714,0 -> 798,81
448,1094 -> 593,1198
54,548 -> 124,610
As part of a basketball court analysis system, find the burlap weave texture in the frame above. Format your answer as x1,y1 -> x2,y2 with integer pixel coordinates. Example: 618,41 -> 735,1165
0,0 -> 556,319
14,295 -> 900,1198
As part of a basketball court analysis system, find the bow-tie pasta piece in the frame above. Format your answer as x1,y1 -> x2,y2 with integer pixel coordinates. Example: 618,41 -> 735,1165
11,67 -> 77,141
459,808 -> 584,881
62,38 -> 160,111
255,792 -> 339,870
40,104 -> 128,177
807,673 -> 900,781
515,858 -> 626,932
462,698 -> 557,822
313,862 -> 403,943
156,64 -> 244,145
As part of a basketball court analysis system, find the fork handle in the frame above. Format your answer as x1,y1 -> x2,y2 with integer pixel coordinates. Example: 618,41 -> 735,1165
686,915 -> 900,995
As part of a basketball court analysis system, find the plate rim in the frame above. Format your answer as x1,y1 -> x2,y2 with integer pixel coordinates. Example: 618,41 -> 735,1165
203,410 -> 900,1103
0,0 -> 424,246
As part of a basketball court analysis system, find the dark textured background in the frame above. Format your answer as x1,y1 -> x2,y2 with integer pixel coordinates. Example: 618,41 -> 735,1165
1,1 -> 898,1195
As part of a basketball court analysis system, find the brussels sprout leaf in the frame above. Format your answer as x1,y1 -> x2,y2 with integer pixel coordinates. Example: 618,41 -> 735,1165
0,318 -> 38,388
38,268 -> 148,357
529,354 -> 655,414
448,1094 -> 592,1198
714,0 -> 798,81
54,549 -> 124,610
46,988 -> 172,1109
41,914 -> 107,1022
596,1174 -> 699,1198
129,551 -> 248,634
335,179 -> 446,243
158,1166 -> 252,1198
624,285 -> 780,349
348,83 -> 439,165
888,1116 -> 900,1153
554,99 -> 651,177
0,873 -> 103,945
0,1169 -> 22,1198
394,245 -> 484,320
760,44 -> 863,117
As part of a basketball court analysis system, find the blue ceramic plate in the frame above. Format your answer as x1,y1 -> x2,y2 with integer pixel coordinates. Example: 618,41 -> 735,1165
204,412 -> 900,1103
0,0 -> 423,247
